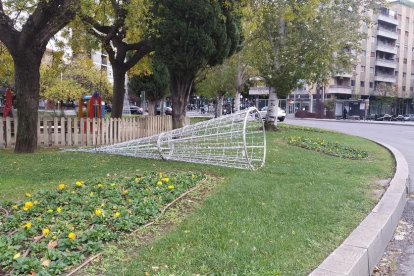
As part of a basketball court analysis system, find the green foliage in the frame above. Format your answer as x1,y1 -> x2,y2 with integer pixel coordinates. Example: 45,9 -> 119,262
0,42 -> 14,86
154,0 -> 243,81
196,61 -> 237,100
253,0 -> 384,97
128,58 -> 169,102
40,57 -> 112,102
287,136 -> 368,159
0,172 -> 204,275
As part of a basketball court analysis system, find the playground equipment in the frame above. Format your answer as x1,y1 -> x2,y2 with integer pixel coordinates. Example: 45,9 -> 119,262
78,92 -> 105,119
2,88 -> 13,119
70,107 -> 266,170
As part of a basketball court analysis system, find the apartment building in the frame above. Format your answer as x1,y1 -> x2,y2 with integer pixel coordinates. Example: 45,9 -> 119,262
324,0 -> 414,115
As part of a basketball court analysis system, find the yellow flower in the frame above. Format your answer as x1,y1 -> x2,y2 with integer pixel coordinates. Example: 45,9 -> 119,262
56,207 -> 62,213
25,193 -> 32,198
97,183 -> 104,189
47,209 -> 54,213
58,184 -> 65,191
90,192 -> 94,197
13,253 -> 21,260
42,228 -> 50,236
95,209 -> 103,217
12,205 -> 19,210
75,181 -> 83,188
156,181 -> 163,187
68,232 -> 76,241
114,212 -> 120,218
23,201 -> 34,211
159,173 -> 163,179
162,177 -> 170,183
23,222 -> 32,230
168,185 -> 175,191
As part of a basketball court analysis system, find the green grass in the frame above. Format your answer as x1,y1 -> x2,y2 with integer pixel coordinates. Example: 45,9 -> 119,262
0,127 -> 394,275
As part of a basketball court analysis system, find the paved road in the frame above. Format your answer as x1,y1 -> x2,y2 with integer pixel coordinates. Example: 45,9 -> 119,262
286,119 -> 414,275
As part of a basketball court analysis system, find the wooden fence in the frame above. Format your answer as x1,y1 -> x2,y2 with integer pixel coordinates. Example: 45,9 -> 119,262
0,116 -> 174,149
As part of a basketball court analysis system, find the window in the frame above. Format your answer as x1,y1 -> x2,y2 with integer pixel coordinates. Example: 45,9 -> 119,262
406,31 -> 409,37
410,87 -> 413,92
395,71 -> 399,76
404,58 -> 408,64
370,67 -> 374,73
371,52 -> 375,57
361,50 -> 366,57
403,72 -> 407,78
370,82 -> 373,88
361,81 -> 365,87
403,86 -> 406,91
351,80 -> 355,86
361,66 -> 365,72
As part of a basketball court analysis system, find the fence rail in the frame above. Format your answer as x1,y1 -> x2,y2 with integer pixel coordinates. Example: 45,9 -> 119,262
0,116 -> 174,149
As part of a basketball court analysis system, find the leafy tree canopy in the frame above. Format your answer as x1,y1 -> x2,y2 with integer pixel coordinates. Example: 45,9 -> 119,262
128,57 -> 169,102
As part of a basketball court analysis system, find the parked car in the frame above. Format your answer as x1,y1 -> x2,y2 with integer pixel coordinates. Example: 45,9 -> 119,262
156,106 -> 172,115
130,105 -> 143,115
392,115 -> 405,121
165,106 -> 172,115
375,114 -> 392,121
403,114 -> 414,121
259,106 -> 286,122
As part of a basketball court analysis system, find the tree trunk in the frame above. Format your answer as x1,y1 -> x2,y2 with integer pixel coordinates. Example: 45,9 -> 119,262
234,92 -> 240,112
14,54 -> 42,153
216,95 -> 224,118
111,65 -> 127,118
171,78 -> 192,129
265,89 -> 279,131
147,101 -> 156,116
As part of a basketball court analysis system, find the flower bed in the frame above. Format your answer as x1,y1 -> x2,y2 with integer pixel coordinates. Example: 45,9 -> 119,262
0,172 -> 203,275
287,136 -> 368,159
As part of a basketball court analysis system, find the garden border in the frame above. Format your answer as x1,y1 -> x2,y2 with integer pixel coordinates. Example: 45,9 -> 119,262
310,143 -> 409,276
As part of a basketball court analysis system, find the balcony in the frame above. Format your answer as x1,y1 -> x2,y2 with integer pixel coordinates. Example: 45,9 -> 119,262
376,42 -> 397,54
375,58 -> 397,69
377,27 -> 399,40
374,74 -> 396,83
334,73 -> 352,78
378,14 -> 398,26
328,85 -> 352,95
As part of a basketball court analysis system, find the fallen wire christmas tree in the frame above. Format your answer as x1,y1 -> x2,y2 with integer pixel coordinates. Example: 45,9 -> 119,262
71,107 -> 266,170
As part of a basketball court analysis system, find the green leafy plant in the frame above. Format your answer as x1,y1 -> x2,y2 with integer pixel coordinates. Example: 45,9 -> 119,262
287,136 -> 368,159
0,172 -> 203,275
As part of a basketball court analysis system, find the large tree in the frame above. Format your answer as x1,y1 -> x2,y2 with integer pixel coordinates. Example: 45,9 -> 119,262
80,0 -> 154,118
0,0 -> 79,152
154,0 -> 243,128
254,0 -> 384,130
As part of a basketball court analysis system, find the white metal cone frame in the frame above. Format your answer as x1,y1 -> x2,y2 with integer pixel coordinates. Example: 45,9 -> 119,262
71,107 -> 266,170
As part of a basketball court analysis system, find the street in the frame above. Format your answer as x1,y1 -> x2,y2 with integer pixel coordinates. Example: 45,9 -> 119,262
286,119 -> 414,275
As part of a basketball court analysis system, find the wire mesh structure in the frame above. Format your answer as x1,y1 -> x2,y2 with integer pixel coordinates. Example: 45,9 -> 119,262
71,107 -> 266,170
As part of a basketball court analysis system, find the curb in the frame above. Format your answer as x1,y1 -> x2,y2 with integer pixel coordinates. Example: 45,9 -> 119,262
309,144 -> 409,276
291,118 -> 414,127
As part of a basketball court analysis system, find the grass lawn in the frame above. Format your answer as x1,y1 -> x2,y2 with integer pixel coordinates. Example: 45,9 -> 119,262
0,125 -> 394,275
